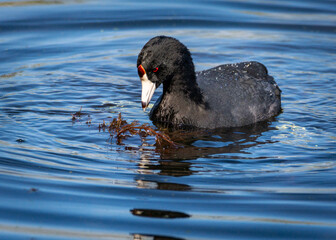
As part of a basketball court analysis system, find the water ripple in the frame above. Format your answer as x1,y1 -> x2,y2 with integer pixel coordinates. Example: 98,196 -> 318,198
0,0 -> 336,239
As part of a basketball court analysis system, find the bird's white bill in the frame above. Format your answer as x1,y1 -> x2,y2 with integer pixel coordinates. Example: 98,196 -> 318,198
141,73 -> 156,111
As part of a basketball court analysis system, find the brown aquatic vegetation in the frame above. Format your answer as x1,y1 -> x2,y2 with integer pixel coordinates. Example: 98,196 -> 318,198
71,106 -> 85,120
71,108 -> 177,147
29,188 -> 38,192
98,113 -> 177,147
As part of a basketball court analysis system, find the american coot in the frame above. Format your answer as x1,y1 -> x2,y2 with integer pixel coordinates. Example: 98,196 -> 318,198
137,36 -> 281,129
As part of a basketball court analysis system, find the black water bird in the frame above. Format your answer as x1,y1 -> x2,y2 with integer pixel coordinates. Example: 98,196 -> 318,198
137,36 -> 281,129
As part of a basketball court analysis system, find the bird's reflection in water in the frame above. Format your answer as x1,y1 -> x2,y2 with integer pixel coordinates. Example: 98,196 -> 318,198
134,120 -> 278,190
135,157 -> 193,191
158,120 -> 278,160
130,121 -> 278,240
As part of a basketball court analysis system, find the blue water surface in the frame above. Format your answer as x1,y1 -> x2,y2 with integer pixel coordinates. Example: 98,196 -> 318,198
0,0 -> 336,239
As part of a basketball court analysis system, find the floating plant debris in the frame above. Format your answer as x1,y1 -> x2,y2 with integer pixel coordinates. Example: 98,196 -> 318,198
86,119 -> 92,125
71,108 -> 177,147
99,113 -> 177,147
71,106 -> 86,120
29,188 -> 38,192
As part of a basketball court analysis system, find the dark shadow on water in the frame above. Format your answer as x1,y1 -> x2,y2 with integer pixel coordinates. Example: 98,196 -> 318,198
130,209 -> 188,239
132,233 -> 185,240
131,209 -> 190,219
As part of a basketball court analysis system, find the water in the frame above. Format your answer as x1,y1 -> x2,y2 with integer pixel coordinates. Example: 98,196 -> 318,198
1,0 -> 336,239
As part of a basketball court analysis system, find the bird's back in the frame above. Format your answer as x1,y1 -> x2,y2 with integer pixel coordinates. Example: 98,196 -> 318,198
196,61 -> 281,128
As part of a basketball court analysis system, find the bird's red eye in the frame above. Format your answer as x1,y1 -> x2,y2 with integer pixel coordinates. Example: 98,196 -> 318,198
153,67 -> 159,73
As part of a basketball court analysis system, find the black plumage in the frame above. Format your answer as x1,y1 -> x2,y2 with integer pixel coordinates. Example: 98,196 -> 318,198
137,36 -> 281,129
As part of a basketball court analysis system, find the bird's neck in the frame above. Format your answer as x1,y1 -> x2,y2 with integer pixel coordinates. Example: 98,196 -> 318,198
163,67 -> 205,105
